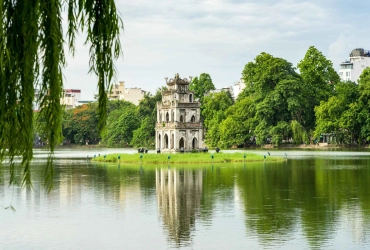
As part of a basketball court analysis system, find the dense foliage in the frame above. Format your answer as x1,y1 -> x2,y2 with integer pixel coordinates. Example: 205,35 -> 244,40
0,0 -> 123,187
189,73 -> 216,103
204,47 -> 370,147
36,46 -> 370,151
31,46 -> 370,170
52,90 -> 163,149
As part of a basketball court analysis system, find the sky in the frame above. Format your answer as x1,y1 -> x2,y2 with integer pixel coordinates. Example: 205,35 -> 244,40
63,0 -> 370,100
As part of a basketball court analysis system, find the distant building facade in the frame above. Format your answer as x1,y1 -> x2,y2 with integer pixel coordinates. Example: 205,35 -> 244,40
108,81 -> 125,100
155,74 -> 204,152
108,81 -> 145,105
232,79 -> 245,99
61,89 -> 81,109
209,87 -> 234,95
33,88 -> 83,111
339,48 -> 370,82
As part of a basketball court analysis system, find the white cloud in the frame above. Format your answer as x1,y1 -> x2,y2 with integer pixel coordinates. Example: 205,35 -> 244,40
62,0 -> 370,99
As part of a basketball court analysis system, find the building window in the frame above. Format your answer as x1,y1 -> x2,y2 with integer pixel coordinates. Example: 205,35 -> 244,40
166,112 -> 169,122
191,115 -> 196,122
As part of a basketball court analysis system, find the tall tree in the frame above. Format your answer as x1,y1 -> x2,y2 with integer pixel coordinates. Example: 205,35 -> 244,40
240,52 -> 306,145
297,46 -> 340,130
189,73 -> 216,103
0,0 -> 123,187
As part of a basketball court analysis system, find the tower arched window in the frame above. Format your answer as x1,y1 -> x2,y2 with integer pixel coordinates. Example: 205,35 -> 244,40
191,115 -> 196,122
189,94 -> 193,103
166,112 -> 169,122
180,115 -> 184,122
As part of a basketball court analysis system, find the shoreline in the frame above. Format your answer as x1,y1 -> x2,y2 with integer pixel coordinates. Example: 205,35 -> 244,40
40,143 -> 370,151
91,152 -> 285,164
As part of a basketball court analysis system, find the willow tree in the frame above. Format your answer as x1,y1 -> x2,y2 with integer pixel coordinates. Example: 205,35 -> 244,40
0,0 -> 123,189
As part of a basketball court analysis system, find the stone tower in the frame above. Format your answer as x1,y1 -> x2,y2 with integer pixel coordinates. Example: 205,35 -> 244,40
155,74 -> 204,152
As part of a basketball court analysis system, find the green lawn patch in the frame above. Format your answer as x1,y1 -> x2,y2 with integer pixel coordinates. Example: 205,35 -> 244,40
91,152 -> 283,164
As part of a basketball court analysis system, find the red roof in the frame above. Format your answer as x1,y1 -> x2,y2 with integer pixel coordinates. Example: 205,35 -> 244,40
65,89 -> 81,93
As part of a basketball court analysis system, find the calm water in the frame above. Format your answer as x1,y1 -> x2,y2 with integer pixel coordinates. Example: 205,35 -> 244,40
1,149 -> 370,249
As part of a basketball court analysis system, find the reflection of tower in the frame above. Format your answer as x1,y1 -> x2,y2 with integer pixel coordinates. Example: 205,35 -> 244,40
156,168 -> 203,246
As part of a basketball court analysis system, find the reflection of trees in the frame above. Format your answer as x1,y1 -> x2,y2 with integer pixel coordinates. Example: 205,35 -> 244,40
156,168 -> 203,246
236,162 -> 298,246
3,158 -> 370,248
236,158 -> 370,248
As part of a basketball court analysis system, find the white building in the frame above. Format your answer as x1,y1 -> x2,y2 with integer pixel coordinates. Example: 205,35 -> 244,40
61,89 -> 81,109
232,79 -> 245,99
155,74 -> 204,152
108,81 -> 125,100
339,48 -> 370,83
108,81 -> 146,105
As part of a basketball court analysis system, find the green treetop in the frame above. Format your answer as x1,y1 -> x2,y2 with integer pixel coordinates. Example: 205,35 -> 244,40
297,46 -> 340,130
189,73 -> 216,103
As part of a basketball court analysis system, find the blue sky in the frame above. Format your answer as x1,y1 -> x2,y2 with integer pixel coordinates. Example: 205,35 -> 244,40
63,0 -> 370,100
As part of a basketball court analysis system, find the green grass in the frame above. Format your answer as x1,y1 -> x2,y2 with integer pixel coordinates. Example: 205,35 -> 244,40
91,152 -> 283,164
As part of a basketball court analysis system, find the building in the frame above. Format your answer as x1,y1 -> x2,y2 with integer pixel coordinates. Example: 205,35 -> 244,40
108,81 -> 145,105
33,88 -> 83,111
232,79 -> 245,99
155,74 -> 204,152
123,87 -> 146,105
61,89 -> 81,109
108,81 -> 125,100
339,48 -> 370,82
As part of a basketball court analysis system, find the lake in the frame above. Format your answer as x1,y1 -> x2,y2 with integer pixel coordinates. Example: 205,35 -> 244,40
1,148 -> 370,249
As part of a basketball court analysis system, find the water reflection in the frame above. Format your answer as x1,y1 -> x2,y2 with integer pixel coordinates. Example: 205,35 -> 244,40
236,159 -> 370,248
1,157 -> 370,249
156,168 -> 203,247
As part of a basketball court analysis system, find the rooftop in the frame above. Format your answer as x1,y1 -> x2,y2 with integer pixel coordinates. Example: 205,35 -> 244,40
350,48 -> 370,57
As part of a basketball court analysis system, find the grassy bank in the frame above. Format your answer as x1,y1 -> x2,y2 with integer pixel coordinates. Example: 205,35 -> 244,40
91,152 -> 284,164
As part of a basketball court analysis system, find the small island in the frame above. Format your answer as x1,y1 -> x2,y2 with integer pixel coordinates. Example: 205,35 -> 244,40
91,152 -> 284,164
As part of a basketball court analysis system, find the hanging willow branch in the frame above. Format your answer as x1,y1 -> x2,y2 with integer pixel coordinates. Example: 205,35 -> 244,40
0,0 -> 123,189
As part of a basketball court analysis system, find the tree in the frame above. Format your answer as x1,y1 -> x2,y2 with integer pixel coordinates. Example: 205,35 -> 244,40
219,97 -> 257,147
101,103 -> 140,147
130,89 -> 162,148
240,52 -> 307,145
314,81 -> 360,144
62,103 -> 99,144
241,53 -> 300,100
297,46 -> 340,130
355,68 -> 370,142
189,73 -> 216,103
202,91 -> 233,146
0,0 -> 123,187
130,117 -> 156,148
